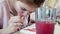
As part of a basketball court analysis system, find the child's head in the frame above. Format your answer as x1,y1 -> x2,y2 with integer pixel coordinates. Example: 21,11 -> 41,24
8,0 -> 45,13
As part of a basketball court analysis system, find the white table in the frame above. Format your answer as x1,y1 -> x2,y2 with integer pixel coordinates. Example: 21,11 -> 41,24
54,23 -> 60,34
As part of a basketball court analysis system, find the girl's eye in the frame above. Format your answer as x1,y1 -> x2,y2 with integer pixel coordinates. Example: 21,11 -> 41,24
22,8 -> 27,11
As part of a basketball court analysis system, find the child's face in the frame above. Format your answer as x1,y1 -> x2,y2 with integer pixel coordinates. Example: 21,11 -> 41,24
14,1 -> 37,14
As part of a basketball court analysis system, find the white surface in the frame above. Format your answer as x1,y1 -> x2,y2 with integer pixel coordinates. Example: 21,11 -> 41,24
54,24 -> 60,34
20,24 -> 36,34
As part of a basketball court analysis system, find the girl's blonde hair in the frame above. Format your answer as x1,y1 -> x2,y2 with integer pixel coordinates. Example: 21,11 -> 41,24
8,0 -> 45,7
